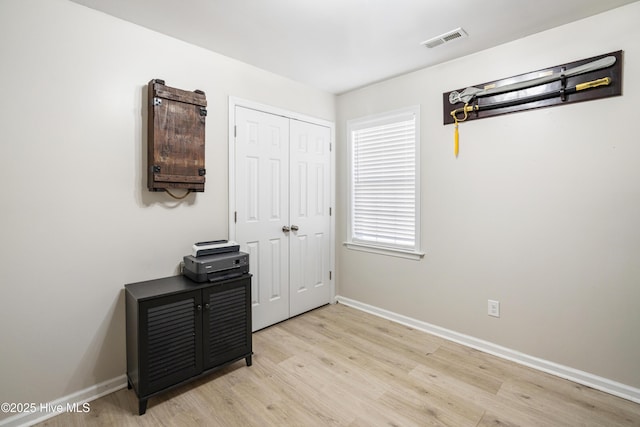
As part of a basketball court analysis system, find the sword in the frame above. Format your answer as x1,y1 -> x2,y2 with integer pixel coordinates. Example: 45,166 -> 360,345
449,76 -> 612,157
449,56 -> 615,105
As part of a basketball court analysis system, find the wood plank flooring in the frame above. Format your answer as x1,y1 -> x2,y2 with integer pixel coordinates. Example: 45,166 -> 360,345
35,303 -> 640,426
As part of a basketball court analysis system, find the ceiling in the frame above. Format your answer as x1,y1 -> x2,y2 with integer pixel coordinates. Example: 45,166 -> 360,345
70,0 -> 638,94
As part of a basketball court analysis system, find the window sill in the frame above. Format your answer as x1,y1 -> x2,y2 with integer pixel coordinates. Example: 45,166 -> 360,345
343,242 -> 425,260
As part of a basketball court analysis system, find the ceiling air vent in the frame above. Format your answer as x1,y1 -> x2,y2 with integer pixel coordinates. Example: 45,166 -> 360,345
421,27 -> 468,49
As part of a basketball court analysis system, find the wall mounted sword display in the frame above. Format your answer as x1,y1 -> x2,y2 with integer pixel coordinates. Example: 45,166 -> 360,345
451,77 -> 612,122
448,56 -> 615,105
443,50 -> 623,157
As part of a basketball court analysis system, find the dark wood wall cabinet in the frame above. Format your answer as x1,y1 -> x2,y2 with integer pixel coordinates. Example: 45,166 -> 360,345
125,274 -> 252,415
147,79 -> 207,193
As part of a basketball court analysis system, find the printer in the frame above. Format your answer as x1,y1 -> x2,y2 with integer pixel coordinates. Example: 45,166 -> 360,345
183,250 -> 249,283
191,240 -> 240,257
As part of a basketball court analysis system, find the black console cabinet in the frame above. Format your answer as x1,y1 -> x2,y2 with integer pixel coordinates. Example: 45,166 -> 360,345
125,274 -> 252,415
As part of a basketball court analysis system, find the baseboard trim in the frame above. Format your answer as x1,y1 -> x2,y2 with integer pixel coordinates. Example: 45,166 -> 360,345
335,295 -> 640,404
0,375 -> 127,427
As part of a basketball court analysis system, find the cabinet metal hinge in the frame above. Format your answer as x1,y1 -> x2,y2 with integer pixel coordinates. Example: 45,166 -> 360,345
234,211 -> 237,223
198,168 -> 206,176
329,207 -> 332,216
199,107 -> 207,117
329,271 -> 332,280
330,142 -> 332,152
234,125 -> 237,138
152,97 -> 162,107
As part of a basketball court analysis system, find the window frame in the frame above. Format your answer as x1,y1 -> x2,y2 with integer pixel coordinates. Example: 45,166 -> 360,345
345,105 -> 424,260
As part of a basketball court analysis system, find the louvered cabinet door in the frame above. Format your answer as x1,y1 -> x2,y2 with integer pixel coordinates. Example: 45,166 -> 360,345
139,291 -> 203,396
202,276 -> 252,369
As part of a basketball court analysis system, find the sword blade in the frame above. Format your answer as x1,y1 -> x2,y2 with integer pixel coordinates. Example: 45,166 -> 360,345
474,77 -> 611,113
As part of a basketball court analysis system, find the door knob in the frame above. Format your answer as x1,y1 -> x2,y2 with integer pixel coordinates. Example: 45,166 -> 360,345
290,225 -> 299,231
282,225 -> 290,233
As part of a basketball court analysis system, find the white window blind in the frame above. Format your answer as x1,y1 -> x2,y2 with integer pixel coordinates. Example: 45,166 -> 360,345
347,106 -> 421,256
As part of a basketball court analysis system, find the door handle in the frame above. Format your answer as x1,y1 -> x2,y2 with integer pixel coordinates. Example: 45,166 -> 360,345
290,225 -> 299,231
282,225 -> 290,233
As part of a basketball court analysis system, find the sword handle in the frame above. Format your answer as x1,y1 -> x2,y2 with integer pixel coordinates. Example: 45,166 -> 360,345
450,104 -> 477,157
576,77 -> 611,91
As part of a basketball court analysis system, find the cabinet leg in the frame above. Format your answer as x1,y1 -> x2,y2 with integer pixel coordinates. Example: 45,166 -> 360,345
245,355 -> 252,366
138,399 -> 148,415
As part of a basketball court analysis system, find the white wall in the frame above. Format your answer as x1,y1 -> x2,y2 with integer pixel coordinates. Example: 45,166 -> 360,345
0,0 -> 334,419
336,3 -> 640,390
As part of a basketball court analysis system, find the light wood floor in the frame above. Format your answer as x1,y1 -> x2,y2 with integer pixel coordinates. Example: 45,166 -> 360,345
36,303 -> 640,426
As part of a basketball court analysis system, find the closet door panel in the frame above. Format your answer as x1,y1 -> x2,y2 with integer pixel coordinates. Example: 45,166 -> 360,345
289,119 -> 332,317
235,106 -> 290,331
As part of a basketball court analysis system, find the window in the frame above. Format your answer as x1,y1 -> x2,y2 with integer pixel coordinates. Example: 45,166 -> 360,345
346,106 -> 423,259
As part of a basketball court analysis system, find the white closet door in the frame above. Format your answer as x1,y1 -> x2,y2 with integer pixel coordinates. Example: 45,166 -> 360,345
288,119 -> 332,317
234,106 -> 290,331
233,106 -> 332,331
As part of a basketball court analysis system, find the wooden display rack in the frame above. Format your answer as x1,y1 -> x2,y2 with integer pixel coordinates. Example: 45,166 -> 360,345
443,50 -> 623,125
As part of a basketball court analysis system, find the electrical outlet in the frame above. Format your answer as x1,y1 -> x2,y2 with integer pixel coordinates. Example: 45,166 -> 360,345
488,300 -> 500,318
